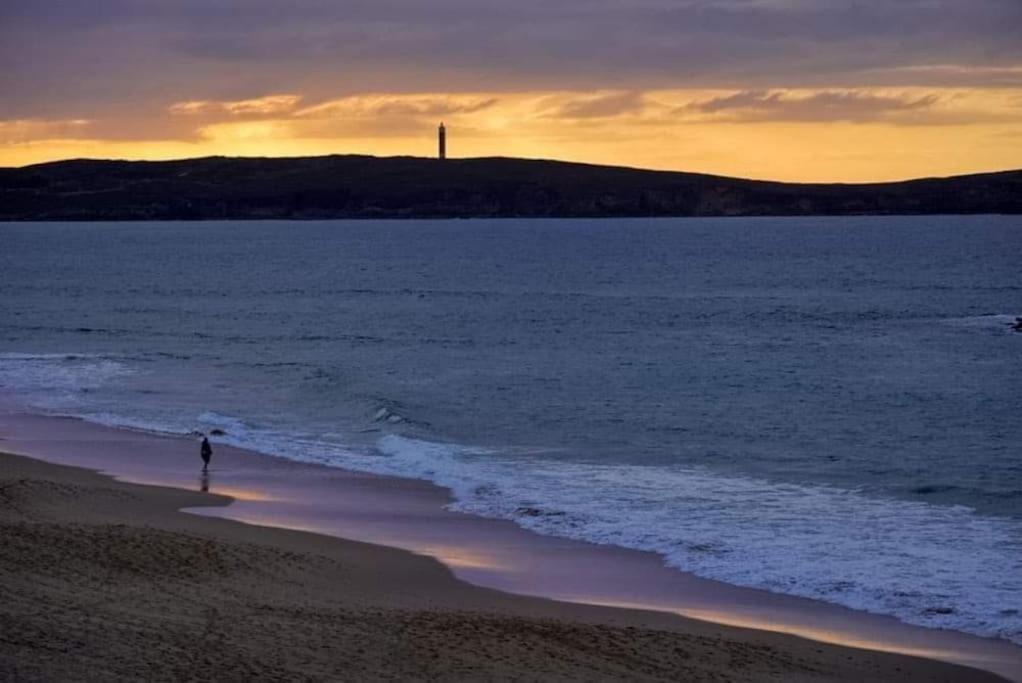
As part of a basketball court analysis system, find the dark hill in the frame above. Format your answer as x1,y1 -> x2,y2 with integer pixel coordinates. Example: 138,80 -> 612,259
1,155 -> 1020,220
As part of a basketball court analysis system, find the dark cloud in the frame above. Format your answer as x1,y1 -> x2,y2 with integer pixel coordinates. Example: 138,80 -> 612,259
687,90 -> 943,122
1,0 -> 1020,120
855,65 -> 1022,89
0,119 -> 91,144
550,92 -> 646,119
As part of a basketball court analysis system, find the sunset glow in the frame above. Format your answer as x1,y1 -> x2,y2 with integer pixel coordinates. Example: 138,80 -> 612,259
2,1 -> 1020,181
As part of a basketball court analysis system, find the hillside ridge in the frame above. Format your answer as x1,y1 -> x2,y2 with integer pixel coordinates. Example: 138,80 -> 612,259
2,155 -> 1019,219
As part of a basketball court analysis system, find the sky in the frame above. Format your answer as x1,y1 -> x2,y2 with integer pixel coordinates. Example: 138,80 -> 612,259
2,0 -> 1021,182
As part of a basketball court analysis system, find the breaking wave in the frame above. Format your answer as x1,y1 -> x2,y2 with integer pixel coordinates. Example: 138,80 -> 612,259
2,351 -> 1020,645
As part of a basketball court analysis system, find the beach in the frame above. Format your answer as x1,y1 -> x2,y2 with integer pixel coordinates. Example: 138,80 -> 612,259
2,217 -> 1021,680
1,410 -> 1020,681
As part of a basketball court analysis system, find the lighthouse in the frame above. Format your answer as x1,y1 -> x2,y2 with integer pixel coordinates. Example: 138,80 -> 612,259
438,122 -> 446,160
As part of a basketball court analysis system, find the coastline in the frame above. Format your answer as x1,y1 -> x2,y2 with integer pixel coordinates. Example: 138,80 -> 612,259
3,450 -> 1006,682
1,408 -> 1019,680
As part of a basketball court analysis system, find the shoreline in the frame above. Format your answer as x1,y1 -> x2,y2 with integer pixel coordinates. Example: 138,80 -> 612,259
1,408 -> 1020,680
2,451 -> 1007,682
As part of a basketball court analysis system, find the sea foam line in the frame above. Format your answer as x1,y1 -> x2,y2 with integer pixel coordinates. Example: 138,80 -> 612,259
178,412 -> 1022,646
2,352 -> 1019,646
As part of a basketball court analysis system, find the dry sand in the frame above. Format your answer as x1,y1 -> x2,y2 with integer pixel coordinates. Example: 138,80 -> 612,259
0,451 -> 1007,682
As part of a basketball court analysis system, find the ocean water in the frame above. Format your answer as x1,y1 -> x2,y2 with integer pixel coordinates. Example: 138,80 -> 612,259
1,217 -> 1020,642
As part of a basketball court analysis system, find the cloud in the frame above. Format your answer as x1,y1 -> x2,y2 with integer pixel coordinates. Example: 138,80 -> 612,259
0,118 -> 92,143
686,90 -> 945,123
860,64 -> 1022,88
296,94 -> 497,119
169,94 -> 302,116
175,93 -> 504,142
548,92 -> 646,119
2,0 -> 1021,122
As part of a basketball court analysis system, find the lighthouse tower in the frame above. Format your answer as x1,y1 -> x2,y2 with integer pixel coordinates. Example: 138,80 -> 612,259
438,122 -> 446,160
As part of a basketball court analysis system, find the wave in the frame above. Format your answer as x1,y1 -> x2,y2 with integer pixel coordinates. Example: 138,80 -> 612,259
941,314 -> 1021,334
364,435 -> 1022,645
2,351 -> 1020,645
93,402 -> 1021,647
0,352 -> 134,401
198,410 -> 252,436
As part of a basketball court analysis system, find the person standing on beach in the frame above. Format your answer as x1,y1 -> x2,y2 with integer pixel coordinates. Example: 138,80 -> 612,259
200,436 -> 212,471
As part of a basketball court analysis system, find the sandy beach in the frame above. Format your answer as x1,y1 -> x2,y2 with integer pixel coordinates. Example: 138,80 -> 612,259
0,449 -> 1009,682
1,411 -> 1019,681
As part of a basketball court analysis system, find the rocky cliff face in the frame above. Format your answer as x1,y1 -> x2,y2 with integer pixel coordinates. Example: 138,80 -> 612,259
1,155 -> 1020,220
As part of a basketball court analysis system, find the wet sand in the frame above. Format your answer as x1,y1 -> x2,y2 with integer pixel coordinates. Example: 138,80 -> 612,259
1,410 -> 1020,680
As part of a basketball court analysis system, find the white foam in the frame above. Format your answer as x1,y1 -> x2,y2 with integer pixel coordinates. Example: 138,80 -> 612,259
0,353 -> 134,410
4,364 -> 1020,645
198,410 -> 252,437
83,411 -> 198,438
153,421 -> 1021,643
942,314 -> 1021,334
356,434 -> 1022,644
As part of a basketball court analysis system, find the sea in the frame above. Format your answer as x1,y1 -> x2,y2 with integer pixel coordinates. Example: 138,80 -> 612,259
1,217 -> 1020,643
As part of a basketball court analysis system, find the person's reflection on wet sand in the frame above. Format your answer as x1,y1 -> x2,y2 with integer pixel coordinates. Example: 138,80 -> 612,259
200,470 -> 210,493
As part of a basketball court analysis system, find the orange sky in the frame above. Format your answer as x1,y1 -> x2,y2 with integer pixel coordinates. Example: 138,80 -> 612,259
2,2 -> 1020,182
4,87 -> 1020,182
